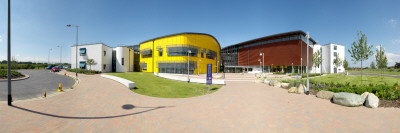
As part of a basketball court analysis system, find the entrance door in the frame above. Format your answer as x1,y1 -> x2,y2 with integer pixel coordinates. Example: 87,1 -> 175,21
334,67 -> 337,73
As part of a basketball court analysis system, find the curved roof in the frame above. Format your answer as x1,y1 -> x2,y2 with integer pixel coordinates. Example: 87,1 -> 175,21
139,32 -> 221,50
223,30 -> 317,49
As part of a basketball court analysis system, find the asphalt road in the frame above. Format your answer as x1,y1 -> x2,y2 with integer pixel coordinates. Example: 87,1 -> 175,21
0,70 -> 75,101
349,72 -> 400,78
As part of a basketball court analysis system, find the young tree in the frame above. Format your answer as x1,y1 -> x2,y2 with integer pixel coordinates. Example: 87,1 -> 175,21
343,58 -> 349,71
86,59 -> 97,70
370,61 -> 376,70
348,31 -> 373,84
312,49 -> 322,75
375,45 -> 388,80
333,53 -> 343,77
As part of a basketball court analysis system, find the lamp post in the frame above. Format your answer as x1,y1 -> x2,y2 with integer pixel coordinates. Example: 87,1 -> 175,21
198,59 -> 201,75
57,45 -> 62,65
7,0 -> 12,105
271,64 -> 273,73
260,53 -> 264,73
306,32 -> 310,95
217,61 -> 219,74
48,48 -> 52,65
187,49 -> 191,83
292,62 -> 294,73
66,24 -> 79,77
258,59 -> 261,73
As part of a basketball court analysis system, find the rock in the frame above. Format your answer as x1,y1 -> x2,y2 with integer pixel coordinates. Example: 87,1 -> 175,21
361,92 -> 369,100
273,81 -> 281,88
333,92 -> 365,107
264,79 -> 270,84
269,80 -> 274,86
316,90 -> 334,100
254,79 -> 264,83
365,93 -> 379,108
288,87 -> 297,93
281,83 -> 289,89
296,84 -> 305,94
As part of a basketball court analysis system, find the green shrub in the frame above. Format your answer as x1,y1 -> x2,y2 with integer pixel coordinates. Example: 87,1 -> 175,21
326,84 -> 399,100
0,69 -> 23,78
66,68 -> 101,75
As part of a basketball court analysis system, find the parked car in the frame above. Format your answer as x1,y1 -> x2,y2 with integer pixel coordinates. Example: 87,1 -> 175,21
46,65 -> 55,70
51,66 -> 60,72
63,66 -> 71,69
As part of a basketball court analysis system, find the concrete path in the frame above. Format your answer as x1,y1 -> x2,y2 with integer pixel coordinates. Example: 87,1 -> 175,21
1,71 -> 399,132
0,70 -> 75,101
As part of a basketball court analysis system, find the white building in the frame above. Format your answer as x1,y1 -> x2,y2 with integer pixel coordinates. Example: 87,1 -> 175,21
71,43 -> 135,72
312,43 -> 345,73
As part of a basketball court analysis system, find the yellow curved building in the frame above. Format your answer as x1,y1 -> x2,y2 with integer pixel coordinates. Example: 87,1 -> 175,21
139,33 -> 221,74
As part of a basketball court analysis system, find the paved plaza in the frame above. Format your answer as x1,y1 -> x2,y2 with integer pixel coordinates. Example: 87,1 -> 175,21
1,71 -> 399,132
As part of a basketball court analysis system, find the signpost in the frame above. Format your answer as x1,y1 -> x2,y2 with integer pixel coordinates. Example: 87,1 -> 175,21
206,64 -> 212,93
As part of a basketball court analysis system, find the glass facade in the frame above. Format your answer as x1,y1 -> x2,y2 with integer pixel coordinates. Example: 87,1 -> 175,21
141,49 -> 152,58
158,61 -> 196,74
139,62 -> 147,70
167,46 -> 198,57
221,45 -> 239,67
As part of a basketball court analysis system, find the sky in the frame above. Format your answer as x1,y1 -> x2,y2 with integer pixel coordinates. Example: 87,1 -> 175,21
0,0 -> 399,67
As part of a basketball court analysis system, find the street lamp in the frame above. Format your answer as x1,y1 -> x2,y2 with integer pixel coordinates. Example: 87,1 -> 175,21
66,24 -> 79,77
305,32 -> 310,95
292,62 -> 294,74
7,0 -> 12,105
187,49 -> 191,83
57,45 -> 62,65
271,64 -> 273,73
198,59 -> 201,75
48,48 -> 52,65
258,59 -> 261,73
260,53 -> 264,73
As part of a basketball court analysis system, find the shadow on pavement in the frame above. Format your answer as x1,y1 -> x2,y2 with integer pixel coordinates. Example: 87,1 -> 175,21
11,104 -> 175,119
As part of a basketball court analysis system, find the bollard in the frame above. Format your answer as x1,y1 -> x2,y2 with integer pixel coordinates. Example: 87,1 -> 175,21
64,72 -> 66,76
43,89 -> 47,98
58,84 -> 63,92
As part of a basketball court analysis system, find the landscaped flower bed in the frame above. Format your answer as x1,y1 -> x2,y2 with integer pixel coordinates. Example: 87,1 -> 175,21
0,69 -> 23,79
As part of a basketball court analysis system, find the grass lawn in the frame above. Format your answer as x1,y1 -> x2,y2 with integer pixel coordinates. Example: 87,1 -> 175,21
349,69 -> 400,75
108,72 -> 222,98
310,74 -> 399,86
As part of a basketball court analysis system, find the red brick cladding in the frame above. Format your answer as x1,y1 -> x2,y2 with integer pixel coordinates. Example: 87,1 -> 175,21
237,40 -> 313,66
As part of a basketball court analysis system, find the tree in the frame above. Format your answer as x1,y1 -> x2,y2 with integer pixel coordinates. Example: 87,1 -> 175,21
333,53 -> 343,77
343,58 -> 349,71
375,45 -> 388,80
395,62 -> 400,69
312,49 -> 322,75
370,61 -> 376,70
348,31 -> 373,84
86,59 -> 97,70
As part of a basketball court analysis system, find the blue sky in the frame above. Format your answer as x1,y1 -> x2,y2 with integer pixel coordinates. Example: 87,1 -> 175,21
0,0 -> 399,67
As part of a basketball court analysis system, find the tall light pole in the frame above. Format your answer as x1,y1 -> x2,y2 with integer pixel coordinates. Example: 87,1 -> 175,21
306,32 -> 310,95
7,0 -> 12,105
66,24 -> 79,77
301,40 -> 303,77
57,45 -> 62,65
187,49 -> 191,83
292,62 -> 294,73
260,53 -> 264,73
48,48 -> 52,65
271,64 -> 273,73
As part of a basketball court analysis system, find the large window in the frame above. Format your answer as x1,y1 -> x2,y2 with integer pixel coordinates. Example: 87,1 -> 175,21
206,50 -> 217,59
104,51 -> 106,56
334,52 -> 337,56
141,49 -> 152,58
158,48 -> 163,56
79,48 -> 86,56
79,61 -> 86,69
122,58 -> 124,65
167,46 -> 198,57
334,45 -> 337,50
158,62 -> 196,74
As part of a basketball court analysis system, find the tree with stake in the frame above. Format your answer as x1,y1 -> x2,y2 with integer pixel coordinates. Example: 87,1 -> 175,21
375,45 -> 388,80
343,58 -> 349,74
348,31 -> 373,84
312,49 -> 322,75
333,53 -> 343,78
370,61 -> 376,70
86,59 -> 97,70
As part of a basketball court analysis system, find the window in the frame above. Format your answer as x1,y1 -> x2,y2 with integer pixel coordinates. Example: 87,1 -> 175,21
206,50 -> 217,59
104,51 -> 106,56
158,62 -> 196,74
141,49 -> 152,58
158,48 -> 163,56
167,47 -> 198,57
334,46 -> 337,50
334,52 -> 337,56
79,61 -> 86,69
140,62 -> 147,70
103,64 -> 106,70
79,48 -> 86,56
122,58 -> 124,65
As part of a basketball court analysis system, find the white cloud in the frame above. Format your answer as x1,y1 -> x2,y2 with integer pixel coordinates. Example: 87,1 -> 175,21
0,35 -> 2,43
386,52 -> 400,65
389,19 -> 398,27
392,39 -> 400,44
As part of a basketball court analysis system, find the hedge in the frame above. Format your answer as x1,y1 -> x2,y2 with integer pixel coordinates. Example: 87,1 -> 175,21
66,68 -> 101,75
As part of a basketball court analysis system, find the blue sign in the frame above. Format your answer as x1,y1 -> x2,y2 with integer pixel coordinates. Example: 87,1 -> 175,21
206,64 -> 212,85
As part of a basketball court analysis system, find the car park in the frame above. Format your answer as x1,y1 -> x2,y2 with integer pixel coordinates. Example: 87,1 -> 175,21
51,66 -> 60,72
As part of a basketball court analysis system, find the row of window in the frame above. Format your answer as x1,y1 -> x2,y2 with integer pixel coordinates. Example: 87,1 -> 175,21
239,35 -> 314,49
141,46 -> 217,59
